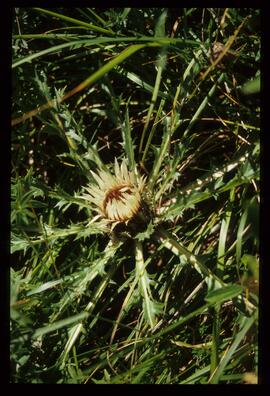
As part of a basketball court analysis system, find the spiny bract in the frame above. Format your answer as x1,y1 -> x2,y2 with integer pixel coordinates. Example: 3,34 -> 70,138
82,158 -> 147,231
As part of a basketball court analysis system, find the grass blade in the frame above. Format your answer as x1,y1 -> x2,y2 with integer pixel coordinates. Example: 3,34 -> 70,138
33,8 -> 116,35
155,227 -> 225,291
139,47 -> 168,159
208,311 -> 258,383
135,241 -> 160,329
121,105 -> 135,171
183,73 -> 225,138
60,240 -> 122,364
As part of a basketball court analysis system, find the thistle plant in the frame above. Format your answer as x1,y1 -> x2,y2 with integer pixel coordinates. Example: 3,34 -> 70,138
81,158 -> 150,237
11,8 -> 259,384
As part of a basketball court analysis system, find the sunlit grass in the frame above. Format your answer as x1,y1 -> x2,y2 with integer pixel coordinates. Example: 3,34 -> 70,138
11,7 -> 259,384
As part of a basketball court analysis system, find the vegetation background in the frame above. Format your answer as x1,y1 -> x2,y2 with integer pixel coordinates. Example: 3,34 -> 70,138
11,8 -> 260,384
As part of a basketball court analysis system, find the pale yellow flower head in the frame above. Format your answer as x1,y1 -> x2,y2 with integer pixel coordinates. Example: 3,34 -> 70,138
83,158 -> 146,229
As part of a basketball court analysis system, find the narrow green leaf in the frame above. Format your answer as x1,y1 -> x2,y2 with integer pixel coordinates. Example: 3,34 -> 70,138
60,241 -> 122,364
26,279 -> 63,296
135,241 -> 161,329
156,227 -> 225,291
210,308 -> 220,377
236,208 -> 248,265
115,66 -> 170,100
205,285 -> 244,304
141,99 -> 166,165
139,47 -> 167,159
13,36 -> 198,69
32,312 -> 89,339
183,73 -> 225,138
155,9 -> 168,37
121,105 -> 135,171
216,190 -> 234,277
148,115 -> 171,190
33,8 -> 116,35
208,312 -> 258,383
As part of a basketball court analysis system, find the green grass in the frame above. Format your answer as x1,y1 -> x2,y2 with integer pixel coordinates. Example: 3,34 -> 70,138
11,8 -> 259,384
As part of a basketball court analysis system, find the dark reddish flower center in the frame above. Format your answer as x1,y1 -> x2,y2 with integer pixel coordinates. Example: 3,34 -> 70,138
104,185 -> 132,207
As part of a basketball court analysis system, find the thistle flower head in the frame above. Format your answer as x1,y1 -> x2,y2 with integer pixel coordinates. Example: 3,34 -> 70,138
83,158 -> 147,230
